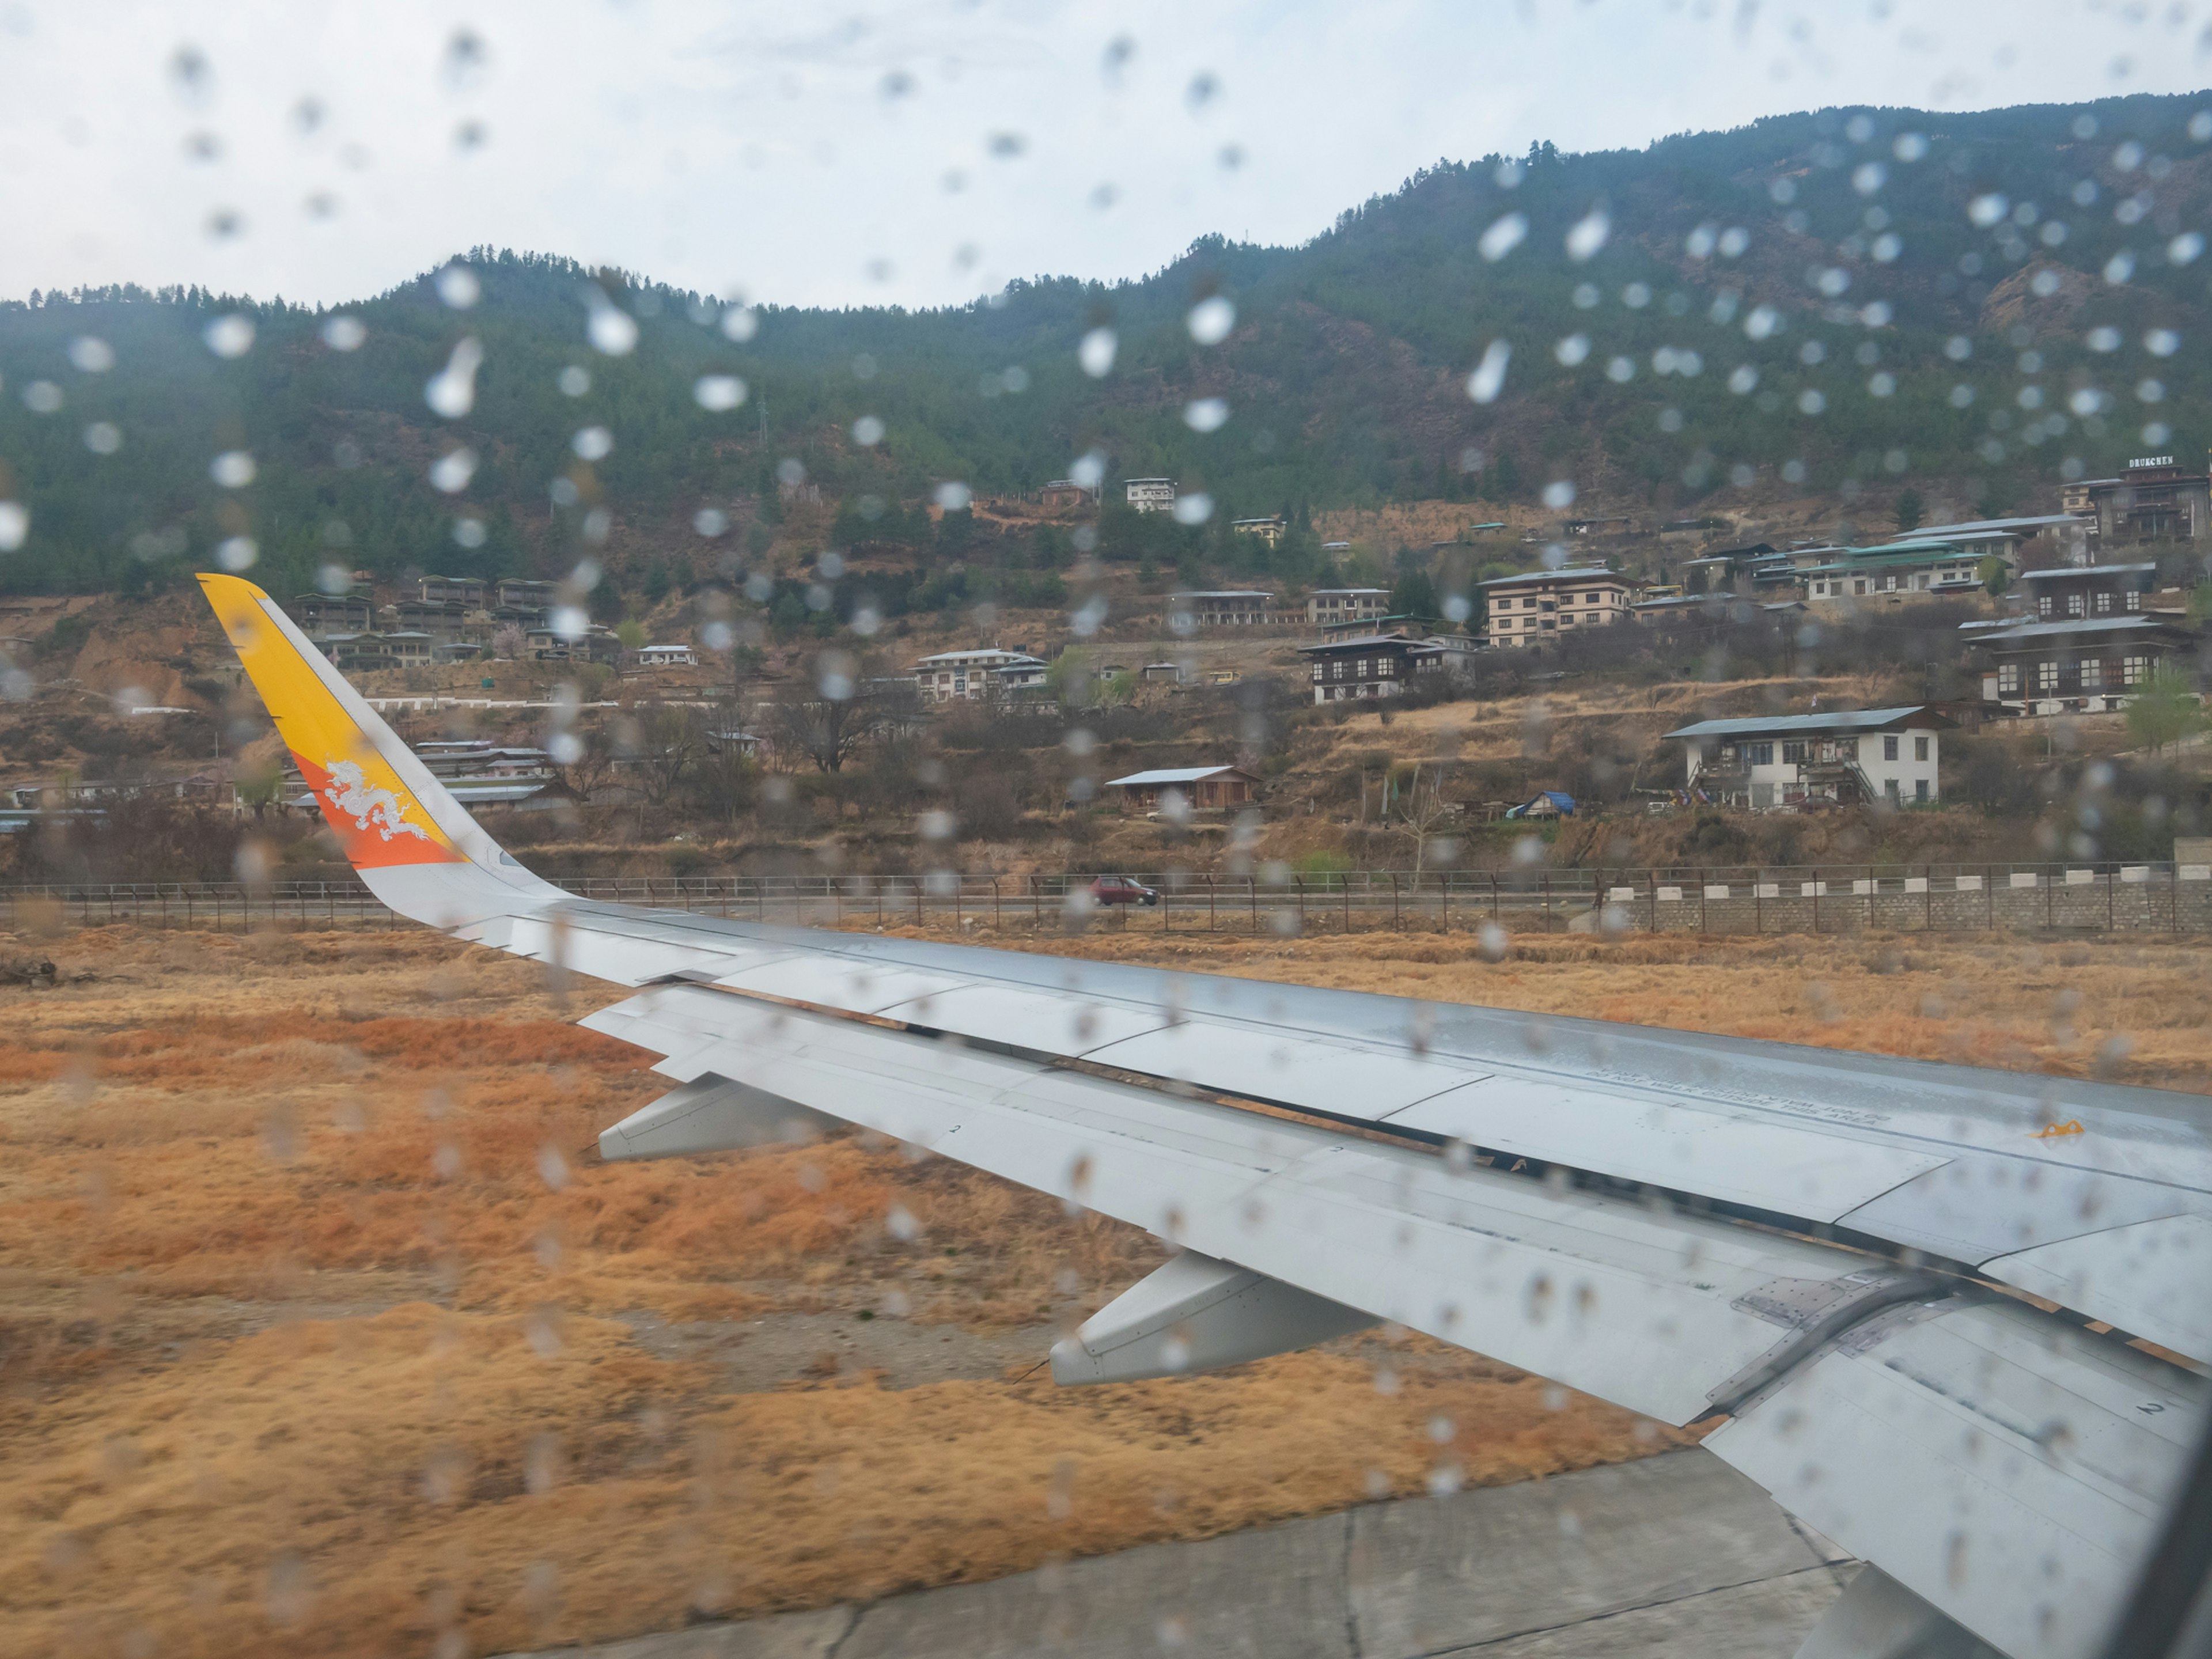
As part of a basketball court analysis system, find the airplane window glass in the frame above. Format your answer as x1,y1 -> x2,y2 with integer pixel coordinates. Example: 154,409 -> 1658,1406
0,5 -> 2207,1658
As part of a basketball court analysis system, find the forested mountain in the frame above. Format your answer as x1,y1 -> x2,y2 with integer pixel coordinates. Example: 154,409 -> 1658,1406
2,89 -> 2210,601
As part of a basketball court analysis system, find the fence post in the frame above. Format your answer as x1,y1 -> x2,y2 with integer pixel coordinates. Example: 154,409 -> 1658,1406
1391,873 -> 1400,930
1491,872 -> 1499,920
993,878 -> 1001,931
1208,874 -> 1217,931
1987,864 -> 1994,931
914,878 -> 923,928
1249,874 -> 1257,933
2047,864 -> 2055,931
1342,873 -> 1350,933
1295,876 -> 1305,929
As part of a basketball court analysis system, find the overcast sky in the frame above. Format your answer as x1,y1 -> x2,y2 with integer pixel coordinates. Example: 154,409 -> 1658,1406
2,0 -> 2209,311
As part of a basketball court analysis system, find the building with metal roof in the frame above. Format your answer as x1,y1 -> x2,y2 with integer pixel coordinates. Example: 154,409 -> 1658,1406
1965,614 -> 2197,714
1476,567 -> 1632,650
1101,766 -> 1259,813
1664,706 -> 1953,810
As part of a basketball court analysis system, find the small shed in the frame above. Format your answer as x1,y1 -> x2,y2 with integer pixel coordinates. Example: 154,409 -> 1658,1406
1505,790 -> 1577,819
1103,766 -> 1260,814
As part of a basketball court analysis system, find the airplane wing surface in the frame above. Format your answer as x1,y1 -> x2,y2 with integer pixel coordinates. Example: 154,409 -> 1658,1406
203,573 -> 2210,1659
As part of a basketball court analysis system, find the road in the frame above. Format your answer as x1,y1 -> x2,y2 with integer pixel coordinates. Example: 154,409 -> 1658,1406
503,1448 -> 1855,1659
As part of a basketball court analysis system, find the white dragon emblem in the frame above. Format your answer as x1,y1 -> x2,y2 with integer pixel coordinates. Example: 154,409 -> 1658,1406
321,759 -> 430,842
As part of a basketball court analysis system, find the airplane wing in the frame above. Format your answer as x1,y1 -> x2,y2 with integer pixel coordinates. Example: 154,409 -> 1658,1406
202,573 -> 2209,1659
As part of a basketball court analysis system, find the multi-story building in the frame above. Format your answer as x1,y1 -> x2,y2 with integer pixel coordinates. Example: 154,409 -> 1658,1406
386,599 -> 484,642
1970,615 -> 2198,713
1477,566 -> 1632,649
1231,516 -> 1286,545
419,575 -> 487,607
2018,562 -> 2158,620
1124,478 -> 1177,514
909,647 -> 1050,702
497,578 -> 560,614
1305,588 -> 1390,627
2061,454 -> 2212,543
293,592 -> 375,634
1799,541 -> 1987,601
1665,707 -> 1953,809
1297,633 -> 1449,703
1167,591 -> 1279,628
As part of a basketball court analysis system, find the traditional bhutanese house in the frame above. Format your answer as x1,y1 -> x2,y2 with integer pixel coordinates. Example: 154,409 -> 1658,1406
1799,541 -> 1987,602
1969,615 -> 2199,713
1297,632 -> 1449,703
1102,766 -> 1260,814
1664,706 -> 1955,809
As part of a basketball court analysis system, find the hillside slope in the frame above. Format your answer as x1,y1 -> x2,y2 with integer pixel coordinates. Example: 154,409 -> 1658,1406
1,90 -> 2208,601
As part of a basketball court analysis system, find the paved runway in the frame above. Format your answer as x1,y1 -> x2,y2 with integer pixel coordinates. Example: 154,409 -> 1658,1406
507,1449 -> 1855,1659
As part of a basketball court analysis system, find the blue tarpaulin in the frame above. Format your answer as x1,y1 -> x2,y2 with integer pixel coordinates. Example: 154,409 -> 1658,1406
1505,790 -> 1577,819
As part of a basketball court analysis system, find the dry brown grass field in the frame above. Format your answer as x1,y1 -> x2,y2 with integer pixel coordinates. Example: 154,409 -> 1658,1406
3,918 -> 2206,1659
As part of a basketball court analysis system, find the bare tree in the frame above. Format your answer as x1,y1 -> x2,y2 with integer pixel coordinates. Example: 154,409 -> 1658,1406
622,702 -> 709,805
1392,762 -> 1458,874
772,651 -> 907,772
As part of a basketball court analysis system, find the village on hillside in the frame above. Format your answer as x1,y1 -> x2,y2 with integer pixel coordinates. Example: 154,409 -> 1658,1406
2,449 -> 2210,889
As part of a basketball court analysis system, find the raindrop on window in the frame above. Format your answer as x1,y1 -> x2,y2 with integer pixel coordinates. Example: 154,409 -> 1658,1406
694,374 -> 747,411
852,415 -> 885,446
320,315 -> 365,351
209,450 -> 256,488
1183,397 -> 1229,432
1187,297 -> 1234,344
425,337 -> 482,418
435,265 -> 480,309
1078,327 -> 1116,376
203,313 -> 255,358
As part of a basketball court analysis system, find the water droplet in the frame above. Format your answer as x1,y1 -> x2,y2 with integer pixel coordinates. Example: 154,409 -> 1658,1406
452,517 -> 486,548
67,337 -> 113,373
1069,449 -> 1106,487
216,535 -> 256,570
694,374 -> 746,411
1465,339 -> 1510,403
320,315 -> 365,351
1183,397 -> 1228,432
692,507 -> 728,537
586,295 -> 638,356
1797,389 -> 1827,415
852,415 -> 884,446
203,313 -> 255,358
1541,479 -> 1575,509
209,450 -> 255,488
429,449 -> 478,494
1078,327 -> 1117,376
557,364 -> 589,396
536,1144 -> 569,1190
1565,207 -> 1609,261
83,422 -> 121,455
0,502 -> 27,551
1172,493 -> 1213,525
1187,296 -> 1234,344
435,265 -> 480,309
1479,213 -> 1527,261
886,1204 -> 919,1241
425,337 -> 482,418
718,304 -> 757,343
934,481 -> 972,511
1728,365 -> 1759,394
1554,334 -> 1589,366
2169,233 -> 2203,267
572,426 -> 613,461
21,380 -> 61,414
2146,328 -> 2181,358
1894,131 -> 1929,161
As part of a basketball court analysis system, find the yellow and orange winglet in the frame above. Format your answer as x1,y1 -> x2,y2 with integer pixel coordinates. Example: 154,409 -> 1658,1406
199,573 -> 464,869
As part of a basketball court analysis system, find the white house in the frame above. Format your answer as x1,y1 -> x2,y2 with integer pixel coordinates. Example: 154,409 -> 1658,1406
636,643 -> 697,667
1663,706 -> 1953,809
1125,478 -> 1177,513
910,647 -> 1050,702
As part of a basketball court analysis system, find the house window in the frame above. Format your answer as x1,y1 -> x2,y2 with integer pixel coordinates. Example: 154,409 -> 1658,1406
1311,664 -> 1324,681
2094,591 -> 2113,615
1357,658 -> 1370,679
1885,778 -> 1902,802
2037,660 -> 2059,692
1782,741 -> 1807,763
1585,592 -> 1599,603
2123,654 -> 2150,685
2066,592 -> 2085,617
1746,743 -> 1774,766
2037,594 -> 2054,617
1998,662 -> 2021,695
2080,659 -> 2103,691
1883,735 -> 1900,761
1915,779 -> 1930,802
1914,735 -> 1929,761
2126,590 -> 2142,611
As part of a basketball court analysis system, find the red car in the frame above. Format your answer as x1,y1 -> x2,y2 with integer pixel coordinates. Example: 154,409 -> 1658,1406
1089,875 -> 1159,907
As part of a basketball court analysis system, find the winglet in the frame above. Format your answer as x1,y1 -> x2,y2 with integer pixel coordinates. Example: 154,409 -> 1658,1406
199,573 -> 561,923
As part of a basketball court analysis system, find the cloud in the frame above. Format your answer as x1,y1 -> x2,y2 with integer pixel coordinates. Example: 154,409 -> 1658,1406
0,0 -> 2197,308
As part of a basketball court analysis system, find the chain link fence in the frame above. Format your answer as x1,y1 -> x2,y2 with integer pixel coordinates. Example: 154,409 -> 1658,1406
6,861 -> 2211,937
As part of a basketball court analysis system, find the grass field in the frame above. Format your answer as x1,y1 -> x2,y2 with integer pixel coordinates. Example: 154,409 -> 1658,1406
1,919 -> 2204,1658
